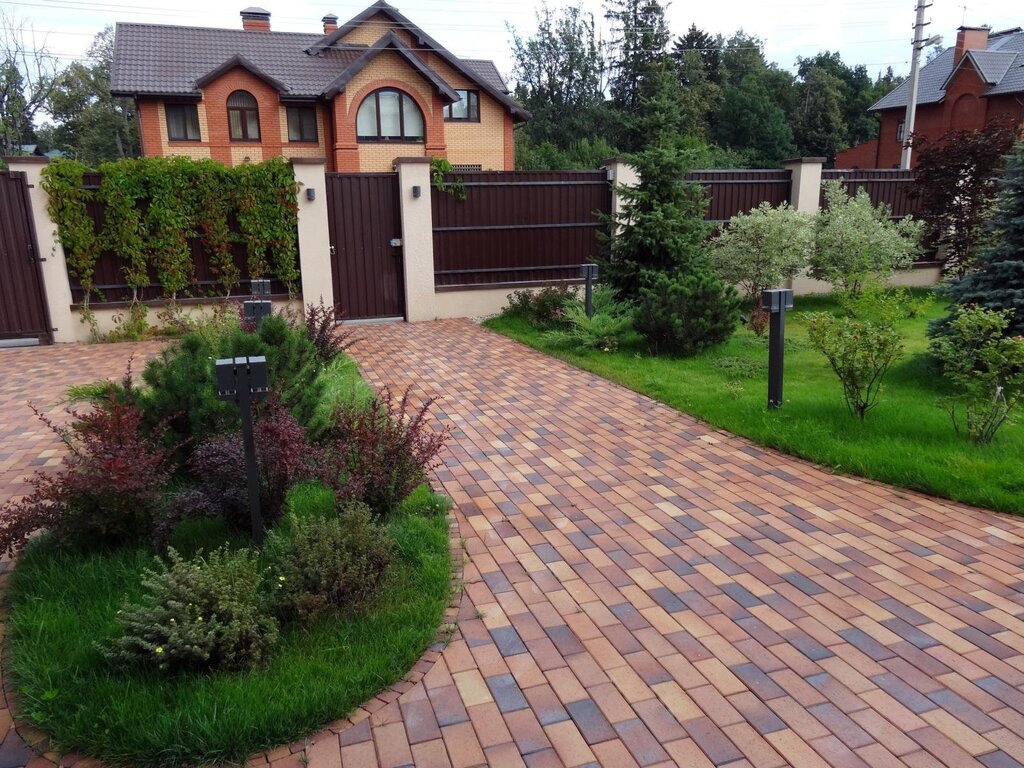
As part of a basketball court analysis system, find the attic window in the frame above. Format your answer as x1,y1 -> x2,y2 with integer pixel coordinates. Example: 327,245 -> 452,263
444,90 -> 479,122
356,88 -> 424,142
228,90 -> 261,141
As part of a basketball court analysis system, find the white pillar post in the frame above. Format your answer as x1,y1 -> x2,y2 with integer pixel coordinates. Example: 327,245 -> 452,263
394,157 -> 436,322
782,157 -> 825,214
290,158 -> 335,313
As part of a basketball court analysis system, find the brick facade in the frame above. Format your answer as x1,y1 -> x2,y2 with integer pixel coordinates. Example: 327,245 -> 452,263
135,10 -> 516,172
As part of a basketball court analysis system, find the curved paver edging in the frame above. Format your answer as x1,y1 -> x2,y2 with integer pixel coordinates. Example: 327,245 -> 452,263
0,506 -> 465,768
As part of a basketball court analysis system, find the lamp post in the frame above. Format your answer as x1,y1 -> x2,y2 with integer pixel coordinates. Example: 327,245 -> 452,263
761,289 -> 794,409
244,279 -> 273,325
216,356 -> 269,543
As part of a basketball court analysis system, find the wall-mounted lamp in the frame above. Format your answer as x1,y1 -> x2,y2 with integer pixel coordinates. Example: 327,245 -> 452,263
412,185 -> 422,198
306,187 -> 316,201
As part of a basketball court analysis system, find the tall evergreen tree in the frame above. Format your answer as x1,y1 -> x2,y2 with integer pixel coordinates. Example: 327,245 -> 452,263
793,67 -> 847,159
601,63 -> 742,354
605,0 -> 670,116
941,142 -> 1024,336
672,25 -> 721,84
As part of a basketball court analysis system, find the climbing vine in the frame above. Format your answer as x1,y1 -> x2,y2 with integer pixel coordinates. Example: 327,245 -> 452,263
39,161 -> 101,314
430,157 -> 467,201
42,156 -> 300,309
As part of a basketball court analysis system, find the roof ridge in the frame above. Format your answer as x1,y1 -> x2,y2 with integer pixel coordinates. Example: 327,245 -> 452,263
116,21 -> 319,37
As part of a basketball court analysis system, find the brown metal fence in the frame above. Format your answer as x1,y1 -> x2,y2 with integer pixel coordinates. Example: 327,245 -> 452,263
431,170 -> 613,289
69,172 -> 293,305
685,169 -> 793,224
820,169 -> 919,220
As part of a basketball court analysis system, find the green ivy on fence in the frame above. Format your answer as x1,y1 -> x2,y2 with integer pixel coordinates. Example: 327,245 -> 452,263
42,157 -> 300,308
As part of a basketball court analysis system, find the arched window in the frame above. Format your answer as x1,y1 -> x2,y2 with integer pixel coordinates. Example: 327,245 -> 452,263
356,88 -> 424,142
227,90 -> 260,141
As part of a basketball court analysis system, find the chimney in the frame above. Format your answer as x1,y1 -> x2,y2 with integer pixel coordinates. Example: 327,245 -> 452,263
954,26 -> 989,64
241,7 -> 271,31
322,13 -> 338,34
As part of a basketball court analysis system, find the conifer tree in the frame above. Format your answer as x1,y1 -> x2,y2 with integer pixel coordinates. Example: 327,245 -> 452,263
601,63 -> 742,355
940,141 -> 1024,336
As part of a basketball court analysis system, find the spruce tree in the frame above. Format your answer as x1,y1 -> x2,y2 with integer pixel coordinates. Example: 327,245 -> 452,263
601,63 -> 742,356
941,141 -> 1024,336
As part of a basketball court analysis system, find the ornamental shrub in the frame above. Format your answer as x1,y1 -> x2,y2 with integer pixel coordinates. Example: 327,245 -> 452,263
102,546 -> 279,673
305,298 -> 357,366
326,388 -> 450,518
810,181 -> 922,297
0,395 -> 176,555
185,399 -> 318,533
503,285 -> 576,328
633,269 -> 743,357
805,311 -> 904,420
543,285 -> 636,351
266,502 -> 393,622
711,202 -> 813,334
931,305 -> 1024,444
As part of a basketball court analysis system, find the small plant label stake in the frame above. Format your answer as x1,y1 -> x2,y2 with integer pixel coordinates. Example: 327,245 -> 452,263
216,356 -> 270,543
761,289 -> 794,409
580,263 -> 599,318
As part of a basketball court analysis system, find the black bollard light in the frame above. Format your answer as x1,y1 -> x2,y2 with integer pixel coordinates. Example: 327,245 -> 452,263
216,356 -> 270,543
580,263 -> 599,318
761,289 -> 794,410
244,279 -> 273,325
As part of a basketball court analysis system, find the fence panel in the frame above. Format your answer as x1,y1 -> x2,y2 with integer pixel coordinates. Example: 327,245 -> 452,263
821,169 -> 919,220
431,170 -> 612,289
68,172 -> 295,305
0,172 -> 50,343
685,169 -> 793,224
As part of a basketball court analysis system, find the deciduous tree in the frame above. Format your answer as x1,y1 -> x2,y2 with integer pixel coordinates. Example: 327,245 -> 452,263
913,120 -> 1018,277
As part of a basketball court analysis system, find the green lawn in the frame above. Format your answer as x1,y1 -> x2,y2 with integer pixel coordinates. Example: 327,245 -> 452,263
4,511 -> 452,767
485,291 -> 1024,515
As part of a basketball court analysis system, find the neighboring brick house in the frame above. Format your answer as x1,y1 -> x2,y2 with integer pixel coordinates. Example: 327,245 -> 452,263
110,0 -> 529,171
837,25 -> 1024,169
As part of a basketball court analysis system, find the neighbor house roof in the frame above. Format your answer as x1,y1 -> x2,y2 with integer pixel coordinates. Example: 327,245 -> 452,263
871,27 -> 1024,111
110,0 -> 529,120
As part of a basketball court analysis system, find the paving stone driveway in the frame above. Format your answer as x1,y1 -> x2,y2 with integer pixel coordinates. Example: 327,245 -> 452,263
2,322 -> 1024,767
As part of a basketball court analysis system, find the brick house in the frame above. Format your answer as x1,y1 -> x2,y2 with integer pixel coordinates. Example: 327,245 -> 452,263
110,0 -> 529,171
837,25 -> 1024,169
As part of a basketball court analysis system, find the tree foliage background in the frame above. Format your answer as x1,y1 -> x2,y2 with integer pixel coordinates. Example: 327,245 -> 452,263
509,1 -> 907,169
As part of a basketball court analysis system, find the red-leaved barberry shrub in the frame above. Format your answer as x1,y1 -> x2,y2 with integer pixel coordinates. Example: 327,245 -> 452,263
304,298 -> 357,365
179,397 -> 319,535
325,387 -> 449,518
0,396 -> 176,555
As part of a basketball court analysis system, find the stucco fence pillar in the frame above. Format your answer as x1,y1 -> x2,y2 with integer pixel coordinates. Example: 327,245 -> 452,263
291,158 -> 335,312
5,157 -> 77,343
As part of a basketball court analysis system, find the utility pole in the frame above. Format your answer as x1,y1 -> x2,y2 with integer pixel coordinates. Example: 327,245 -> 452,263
900,11 -> 944,170
901,0 -> 931,169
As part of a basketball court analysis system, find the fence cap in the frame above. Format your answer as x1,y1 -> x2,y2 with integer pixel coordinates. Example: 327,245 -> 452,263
3,155 -> 49,166
782,157 -> 827,165
288,156 -> 327,165
393,157 -> 432,167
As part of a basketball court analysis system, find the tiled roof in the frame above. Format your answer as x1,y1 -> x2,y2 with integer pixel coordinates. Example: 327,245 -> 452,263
111,23 -> 355,98
111,3 -> 523,120
870,28 -> 1024,111
966,50 -> 1018,83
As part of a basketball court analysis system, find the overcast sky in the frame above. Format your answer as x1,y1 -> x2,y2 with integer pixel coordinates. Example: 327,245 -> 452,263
9,0 -> 1023,83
